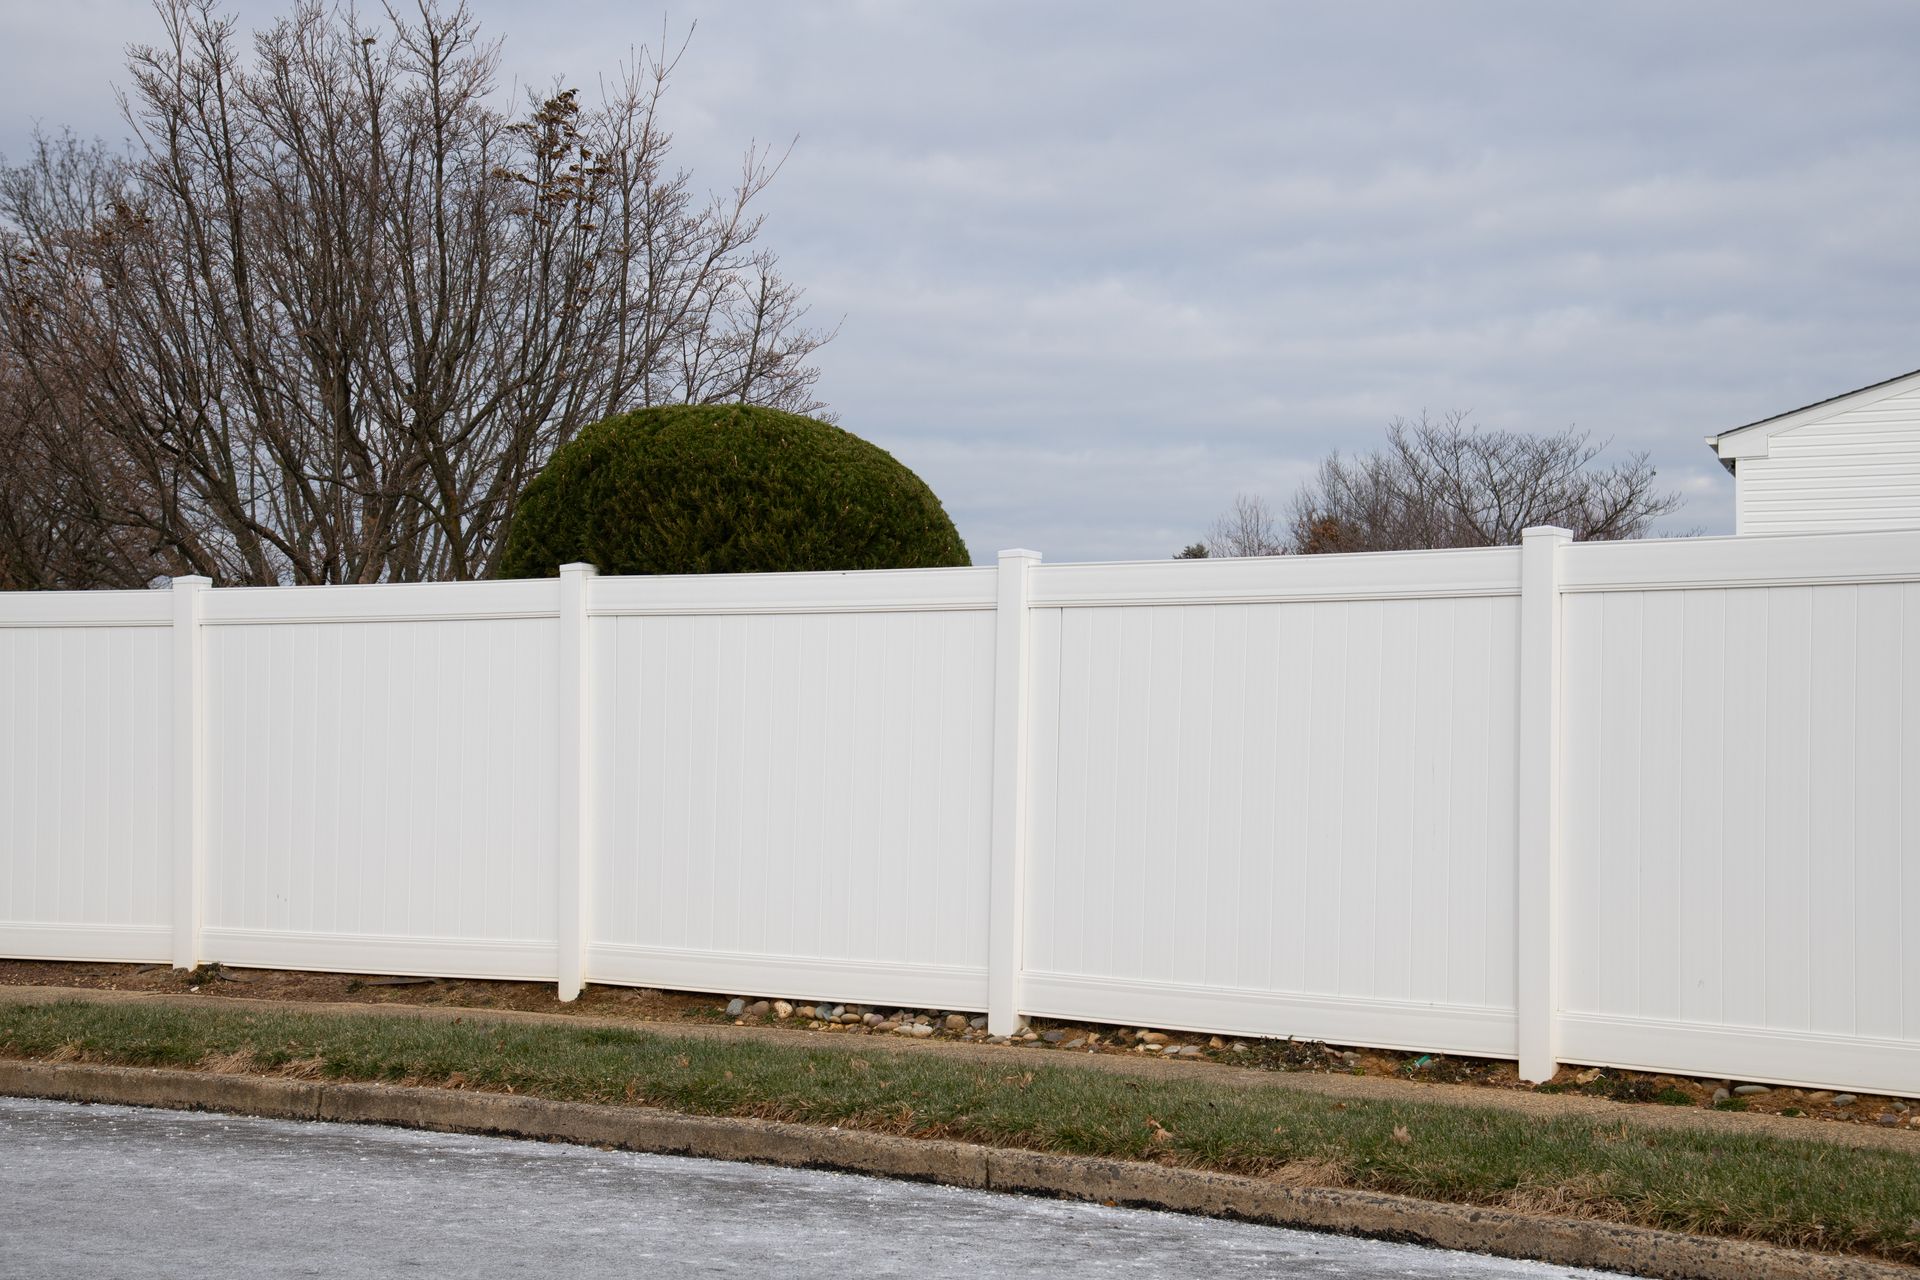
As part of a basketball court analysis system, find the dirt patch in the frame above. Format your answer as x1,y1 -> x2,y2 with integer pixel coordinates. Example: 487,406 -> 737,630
0,959 -> 724,1022
199,1048 -> 261,1074
1501,1176 -> 1613,1220
1260,1155 -> 1351,1188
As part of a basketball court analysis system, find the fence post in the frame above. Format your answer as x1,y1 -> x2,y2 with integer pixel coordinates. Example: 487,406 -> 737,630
556,562 -> 598,1002
988,548 -> 1041,1035
169,575 -> 211,971
1516,526 -> 1570,1082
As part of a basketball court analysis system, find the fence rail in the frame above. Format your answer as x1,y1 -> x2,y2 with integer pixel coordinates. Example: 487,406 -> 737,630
3,528 -> 1917,1096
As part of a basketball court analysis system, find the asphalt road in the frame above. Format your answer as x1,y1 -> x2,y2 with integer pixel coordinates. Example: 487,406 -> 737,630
0,1096 -> 1618,1278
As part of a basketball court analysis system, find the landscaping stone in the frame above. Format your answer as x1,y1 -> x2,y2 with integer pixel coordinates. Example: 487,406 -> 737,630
1733,1085 -> 1770,1097
772,1001 -> 793,1019
744,1001 -> 771,1018
1041,1030 -> 1066,1044
944,1015 -> 968,1031
1711,1089 -> 1730,1105
1138,1032 -> 1169,1045
1830,1094 -> 1857,1107
969,1016 -> 987,1031
1061,1038 -> 1085,1051
724,999 -> 745,1018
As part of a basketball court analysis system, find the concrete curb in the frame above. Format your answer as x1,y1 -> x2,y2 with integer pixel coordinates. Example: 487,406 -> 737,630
1,1060 -> 1909,1280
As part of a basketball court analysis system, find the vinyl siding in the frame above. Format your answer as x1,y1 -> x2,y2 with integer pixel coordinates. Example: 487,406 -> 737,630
1736,385 -> 1920,534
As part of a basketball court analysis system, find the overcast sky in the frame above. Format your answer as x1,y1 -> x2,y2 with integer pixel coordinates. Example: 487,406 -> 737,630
5,2 -> 1918,562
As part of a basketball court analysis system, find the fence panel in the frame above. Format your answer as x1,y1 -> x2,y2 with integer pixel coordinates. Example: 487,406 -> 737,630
0,593 -> 174,962
197,581 -> 562,980
1019,551 -> 1525,1056
584,568 -> 999,1009
1557,533 -> 1920,1095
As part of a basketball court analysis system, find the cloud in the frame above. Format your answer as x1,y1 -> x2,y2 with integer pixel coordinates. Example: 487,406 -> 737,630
6,0 -> 1917,561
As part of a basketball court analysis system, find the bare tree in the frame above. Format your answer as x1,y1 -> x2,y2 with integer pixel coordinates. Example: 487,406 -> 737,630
1182,413 -> 1683,558
1196,492 -> 1286,558
0,0 -> 832,587
1288,412 -> 1682,551
0,341 -> 174,589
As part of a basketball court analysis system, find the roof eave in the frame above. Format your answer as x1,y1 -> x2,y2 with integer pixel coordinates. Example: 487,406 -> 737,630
1705,366 -> 1920,464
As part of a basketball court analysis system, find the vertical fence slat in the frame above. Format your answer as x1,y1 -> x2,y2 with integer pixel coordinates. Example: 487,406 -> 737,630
556,563 -> 597,1000
170,575 -> 211,971
1516,527 -> 1570,1081
989,549 -> 1040,1035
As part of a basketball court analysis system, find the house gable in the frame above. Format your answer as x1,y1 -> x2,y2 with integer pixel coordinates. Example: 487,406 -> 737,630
1706,367 -> 1920,462
1706,369 -> 1920,535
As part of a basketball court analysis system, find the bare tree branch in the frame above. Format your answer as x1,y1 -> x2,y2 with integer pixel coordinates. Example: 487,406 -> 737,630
1200,493 -> 1286,557
1286,412 -> 1683,552
1182,413 -> 1685,559
0,0 -> 831,587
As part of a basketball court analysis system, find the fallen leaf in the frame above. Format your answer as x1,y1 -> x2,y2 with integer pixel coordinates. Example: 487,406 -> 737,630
1391,1125 -> 1412,1145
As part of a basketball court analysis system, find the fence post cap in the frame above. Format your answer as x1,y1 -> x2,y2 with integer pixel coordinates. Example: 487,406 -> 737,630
558,562 -> 600,577
1520,525 -> 1573,542
996,548 -> 1043,563
169,575 -> 213,589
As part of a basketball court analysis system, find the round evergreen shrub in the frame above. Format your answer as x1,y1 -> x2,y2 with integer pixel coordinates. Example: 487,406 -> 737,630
497,405 -> 970,577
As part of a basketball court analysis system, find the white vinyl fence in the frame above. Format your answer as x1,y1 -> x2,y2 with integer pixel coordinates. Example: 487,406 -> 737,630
3,529 -> 1917,1096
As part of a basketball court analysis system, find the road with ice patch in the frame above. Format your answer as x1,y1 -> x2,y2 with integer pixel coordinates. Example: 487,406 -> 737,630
0,1096 -> 1618,1277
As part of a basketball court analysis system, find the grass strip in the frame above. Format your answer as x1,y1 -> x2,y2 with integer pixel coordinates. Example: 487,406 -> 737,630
1,999 -> 1914,1265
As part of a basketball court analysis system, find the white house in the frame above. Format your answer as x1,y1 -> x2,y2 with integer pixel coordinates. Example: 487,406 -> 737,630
1706,367 -> 1920,534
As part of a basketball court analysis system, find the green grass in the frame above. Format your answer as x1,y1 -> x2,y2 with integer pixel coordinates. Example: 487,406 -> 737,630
2,1001 -> 1915,1265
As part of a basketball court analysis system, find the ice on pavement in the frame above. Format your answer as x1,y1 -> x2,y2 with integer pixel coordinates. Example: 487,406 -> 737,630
0,1096 -> 1620,1277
